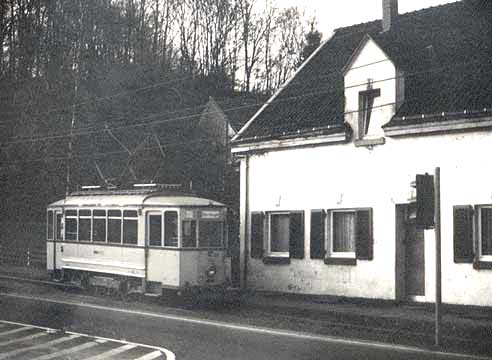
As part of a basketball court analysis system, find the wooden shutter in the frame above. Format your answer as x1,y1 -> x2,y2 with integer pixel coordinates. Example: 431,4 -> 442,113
453,205 -> 474,263
289,211 -> 305,259
250,212 -> 264,258
310,210 -> 326,259
355,209 -> 373,260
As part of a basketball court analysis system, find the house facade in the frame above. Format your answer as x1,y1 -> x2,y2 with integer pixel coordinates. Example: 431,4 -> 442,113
231,0 -> 492,306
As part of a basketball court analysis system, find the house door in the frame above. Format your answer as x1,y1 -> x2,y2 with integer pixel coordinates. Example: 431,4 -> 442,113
404,219 -> 425,298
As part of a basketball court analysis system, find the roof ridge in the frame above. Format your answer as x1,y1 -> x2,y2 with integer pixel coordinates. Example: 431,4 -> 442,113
334,1 -> 463,33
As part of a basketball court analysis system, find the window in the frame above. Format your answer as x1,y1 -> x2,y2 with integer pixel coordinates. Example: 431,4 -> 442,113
453,204 -> 492,267
93,210 -> 106,243
325,208 -> 373,263
199,220 -> 223,248
56,213 -> 63,241
123,210 -> 138,245
65,210 -> 78,241
108,210 -> 122,244
358,88 -> 381,139
331,211 -> 356,257
182,220 -> 197,248
148,214 -> 162,246
78,210 -> 92,242
269,213 -> 290,256
164,211 -> 178,247
47,210 -> 54,240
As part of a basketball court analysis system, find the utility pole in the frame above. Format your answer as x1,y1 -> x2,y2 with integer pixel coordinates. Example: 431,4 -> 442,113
66,81 -> 77,196
434,167 -> 442,347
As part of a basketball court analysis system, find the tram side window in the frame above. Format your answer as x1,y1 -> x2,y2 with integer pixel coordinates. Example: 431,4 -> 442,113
56,214 -> 63,240
108,210 -> 122,243
182,220 -> 197,248
65,210 -> 78,241
123,210 -> 138,245
164,211 -> 178,247
47,210 -> 54,240
78,210 -> 92,242
199,220 -> 223,248
148,214 -> 162,246
93,210 -> 106,242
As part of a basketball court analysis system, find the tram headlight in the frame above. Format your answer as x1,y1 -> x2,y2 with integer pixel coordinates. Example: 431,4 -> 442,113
206,265 -> 217,278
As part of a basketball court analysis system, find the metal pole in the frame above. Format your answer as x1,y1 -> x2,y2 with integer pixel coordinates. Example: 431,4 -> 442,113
435,167 -> 442,347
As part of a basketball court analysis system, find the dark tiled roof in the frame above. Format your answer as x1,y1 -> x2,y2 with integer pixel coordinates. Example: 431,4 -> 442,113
235,1 -> 492,142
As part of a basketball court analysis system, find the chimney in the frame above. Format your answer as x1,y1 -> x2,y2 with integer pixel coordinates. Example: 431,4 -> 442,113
382,0 -> 398,32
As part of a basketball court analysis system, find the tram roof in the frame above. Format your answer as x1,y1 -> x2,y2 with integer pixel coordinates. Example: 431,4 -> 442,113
47,190 -> 226,208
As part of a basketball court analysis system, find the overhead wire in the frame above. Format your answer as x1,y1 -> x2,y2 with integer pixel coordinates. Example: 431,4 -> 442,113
0,57 -> 487,150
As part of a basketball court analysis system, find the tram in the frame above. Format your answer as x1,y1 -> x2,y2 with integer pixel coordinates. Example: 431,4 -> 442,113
46,185 -> 230,297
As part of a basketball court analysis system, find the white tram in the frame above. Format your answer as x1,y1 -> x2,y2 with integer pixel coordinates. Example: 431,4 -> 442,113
46,186 -> 230,297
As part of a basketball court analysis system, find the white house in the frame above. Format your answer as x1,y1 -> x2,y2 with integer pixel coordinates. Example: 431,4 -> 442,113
231,0 -> 492,306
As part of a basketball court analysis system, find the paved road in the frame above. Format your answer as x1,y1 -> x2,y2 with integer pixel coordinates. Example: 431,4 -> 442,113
0,319 -> 173,359
0,291 -> 488,360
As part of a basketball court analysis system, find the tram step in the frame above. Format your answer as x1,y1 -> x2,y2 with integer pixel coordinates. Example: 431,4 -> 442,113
144,292 -> 161,298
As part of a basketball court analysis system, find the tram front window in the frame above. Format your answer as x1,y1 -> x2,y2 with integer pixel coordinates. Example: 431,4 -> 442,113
182,220 -> 197,248
199,221 -> 223,248
164,211 -> 178,247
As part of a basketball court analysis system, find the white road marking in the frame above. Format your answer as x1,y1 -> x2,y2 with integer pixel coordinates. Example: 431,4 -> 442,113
0,319 -> 174,360
134,350 -> 165,360
83,343 -> 137,360
31,340 -> 100,360
0,334 -> 79,359
0,331 -> 47,346
135,350 -> 162,360
0,325 -> 32,337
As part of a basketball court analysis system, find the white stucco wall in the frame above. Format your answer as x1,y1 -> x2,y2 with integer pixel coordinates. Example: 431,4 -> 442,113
236,35 -> 492,306
244,131 -> 492,305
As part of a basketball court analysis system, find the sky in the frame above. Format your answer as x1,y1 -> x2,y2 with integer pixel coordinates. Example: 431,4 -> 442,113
278,0 -> 459,39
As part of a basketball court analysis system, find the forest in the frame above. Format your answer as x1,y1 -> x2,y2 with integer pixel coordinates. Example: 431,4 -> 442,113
0,0 -> 322,220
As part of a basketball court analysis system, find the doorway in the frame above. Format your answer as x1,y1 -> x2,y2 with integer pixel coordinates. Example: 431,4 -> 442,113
396,204 -> 426,301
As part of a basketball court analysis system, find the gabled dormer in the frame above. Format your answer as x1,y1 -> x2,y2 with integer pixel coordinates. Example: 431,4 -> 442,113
343,34 -> 404,147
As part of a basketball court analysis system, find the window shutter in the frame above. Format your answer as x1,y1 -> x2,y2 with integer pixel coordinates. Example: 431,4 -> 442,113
355,209 -> 373,260
310,210 -> 325,259
250,212 -> 264,258
289,211 -> 305,259
453,205 -> 474,263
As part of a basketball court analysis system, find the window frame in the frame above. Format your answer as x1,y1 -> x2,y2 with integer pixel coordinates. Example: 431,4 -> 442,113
328,209 -> 357,259
164,210 -> 179,248
358,88 -> 381,139
78,209 -> 92,242
107,209 -> 123,244
64,209 -> 78,242
92,209 -> 107,243
198,218 -> 224,248
182,219 -> 197,248
267,211 -> 291,258
146,209 -> 180,248
47,210 -> 54,240
147,211 -> 163,247
122,210 -> 139,245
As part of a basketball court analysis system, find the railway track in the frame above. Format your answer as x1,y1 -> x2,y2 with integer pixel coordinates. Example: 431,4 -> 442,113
0,273 -> 491,358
